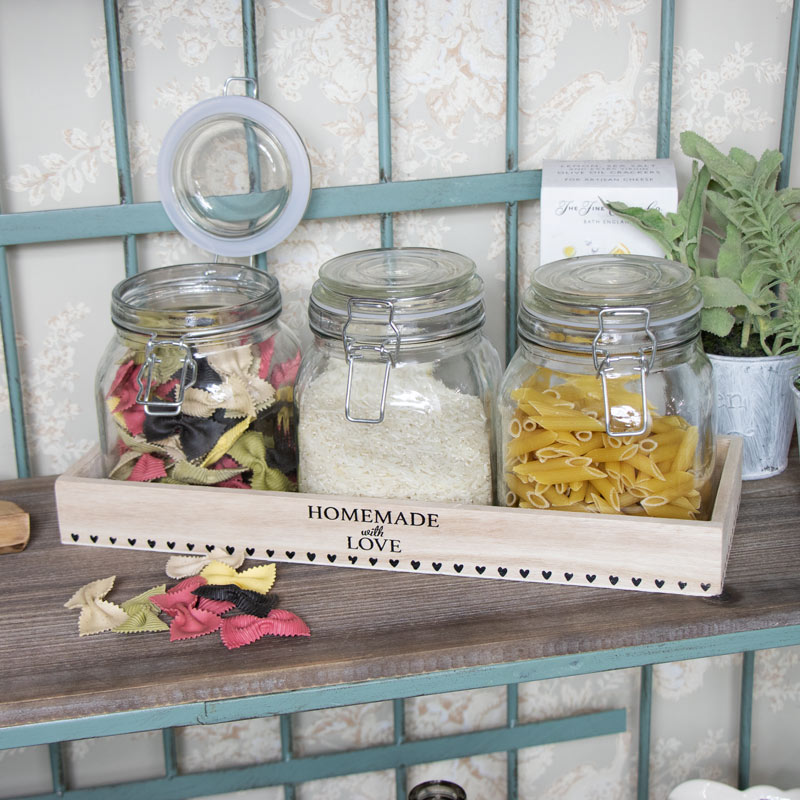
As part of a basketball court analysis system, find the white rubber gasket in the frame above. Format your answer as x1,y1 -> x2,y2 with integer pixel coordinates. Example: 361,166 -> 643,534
157,95 -> 311,258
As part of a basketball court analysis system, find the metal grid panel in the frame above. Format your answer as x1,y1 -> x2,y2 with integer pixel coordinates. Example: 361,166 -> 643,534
1,1 -> 799,798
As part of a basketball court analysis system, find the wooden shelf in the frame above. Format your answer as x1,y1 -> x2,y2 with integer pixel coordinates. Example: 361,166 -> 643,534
0,449 -> 798,734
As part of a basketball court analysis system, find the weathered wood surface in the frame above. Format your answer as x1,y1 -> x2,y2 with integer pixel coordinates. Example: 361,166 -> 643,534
0,447 -> 798,731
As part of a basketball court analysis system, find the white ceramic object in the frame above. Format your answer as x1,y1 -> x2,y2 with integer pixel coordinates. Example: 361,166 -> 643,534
792,372 -> 800,448
669,779 -> 800,800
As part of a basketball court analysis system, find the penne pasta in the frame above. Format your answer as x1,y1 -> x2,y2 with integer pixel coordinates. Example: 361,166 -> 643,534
507,429 -> 558,459
503,370 -> 708,520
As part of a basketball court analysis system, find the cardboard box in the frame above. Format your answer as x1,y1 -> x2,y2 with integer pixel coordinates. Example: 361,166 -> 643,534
540,159 -> 678,265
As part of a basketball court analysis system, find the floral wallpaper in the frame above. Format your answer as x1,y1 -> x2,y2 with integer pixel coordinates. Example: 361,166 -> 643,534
1,0 -> 799,798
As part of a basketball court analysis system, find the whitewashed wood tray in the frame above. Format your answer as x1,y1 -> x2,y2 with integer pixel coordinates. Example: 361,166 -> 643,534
55,437 -> 742,596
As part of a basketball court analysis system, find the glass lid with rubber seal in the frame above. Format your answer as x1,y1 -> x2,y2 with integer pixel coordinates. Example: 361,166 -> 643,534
157,77 -> 311,258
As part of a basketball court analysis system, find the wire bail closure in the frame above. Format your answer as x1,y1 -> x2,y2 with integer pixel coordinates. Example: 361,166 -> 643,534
135,336 -> 197,416
591,307 -> 657,437
342,298 -> 400,424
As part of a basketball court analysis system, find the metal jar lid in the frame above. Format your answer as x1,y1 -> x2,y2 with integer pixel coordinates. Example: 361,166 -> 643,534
157,78 -> 311,258
308,247 -> 485,345
518,254 -> 703,352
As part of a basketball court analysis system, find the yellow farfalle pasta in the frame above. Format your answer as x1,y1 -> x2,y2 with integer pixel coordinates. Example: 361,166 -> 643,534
503,371 -> 708,520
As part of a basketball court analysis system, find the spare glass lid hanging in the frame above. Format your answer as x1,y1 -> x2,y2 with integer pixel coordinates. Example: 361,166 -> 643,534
157,77 -> 311,257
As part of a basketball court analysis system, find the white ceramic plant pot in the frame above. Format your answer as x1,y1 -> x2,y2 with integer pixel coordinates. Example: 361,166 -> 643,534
668,780 -> 800,800
708,351 -> 800,480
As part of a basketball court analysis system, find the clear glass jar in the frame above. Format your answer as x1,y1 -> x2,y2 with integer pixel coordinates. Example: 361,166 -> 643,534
498,255 -> 714,520
295,247 -> 501,504
408,780 -> 467,800
96,263 -> 301,490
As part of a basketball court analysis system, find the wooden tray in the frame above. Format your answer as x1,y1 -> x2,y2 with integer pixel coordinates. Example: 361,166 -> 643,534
55,436 -> 742,596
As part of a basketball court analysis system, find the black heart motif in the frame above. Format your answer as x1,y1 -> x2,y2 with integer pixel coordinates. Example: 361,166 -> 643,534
475,565 -> 486,574
226,546 -> 235,555
109,536 -> 117,544
167,541 -> 176,550
564,572 -> 573,581
411,560 -> 421,570
631,577 -> 642,586
307,552 -> 316,561
389,559 -> 399,567
186,543 -> 194,550
90,535 -> 98,543
246,547 -> 255,556
586,574 -> 596,583
498,567 -> 508,577
519,568 -> 530,578
148,540 -> 156,548
128,538 -> 136,546
454,564 -> 464,572
701,582 -> 711,592
266,549 -> 274,557
609,575 -> 619,585
542,570 -> 552,580
369,557 -> 378,566
678,581 -> 687,590
71,533 -> 79,542
205,544 -> 215,552
286,551 -> 295,559
655,579 -> 665,588
348,555 -> 358,564
432,562 -> 442,571
327,554 -> 337,563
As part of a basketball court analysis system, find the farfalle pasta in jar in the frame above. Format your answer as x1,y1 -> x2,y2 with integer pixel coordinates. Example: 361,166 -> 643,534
498,255 -> 715,520
96,263 -> 301,490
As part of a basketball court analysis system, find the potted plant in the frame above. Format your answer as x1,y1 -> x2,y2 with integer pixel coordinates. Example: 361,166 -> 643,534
605,131 -> 800,479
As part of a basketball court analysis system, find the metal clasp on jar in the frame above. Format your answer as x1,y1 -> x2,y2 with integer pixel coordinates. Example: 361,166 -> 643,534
135,336 -> 197,416
591,307 -> 656,437
342,298 -> 400,424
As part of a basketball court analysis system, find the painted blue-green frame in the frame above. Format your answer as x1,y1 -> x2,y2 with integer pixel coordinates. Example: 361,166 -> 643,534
1,1 -> 800,798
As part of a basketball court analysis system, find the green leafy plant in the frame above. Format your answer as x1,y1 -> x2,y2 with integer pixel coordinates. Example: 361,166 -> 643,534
605,131 -> 800,357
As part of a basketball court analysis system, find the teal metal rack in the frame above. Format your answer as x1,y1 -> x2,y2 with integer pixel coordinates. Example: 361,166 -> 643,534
1,2 -> 799,798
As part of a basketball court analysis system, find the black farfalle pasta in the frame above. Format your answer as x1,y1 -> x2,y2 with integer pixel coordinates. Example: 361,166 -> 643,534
192,584 -> 280,617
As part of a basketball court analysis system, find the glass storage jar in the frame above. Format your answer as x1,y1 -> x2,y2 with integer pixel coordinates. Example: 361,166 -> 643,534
96,263 -> 301,490
295,247 -> 501,504
498,255 -> 714,520
408,781 -> 467,800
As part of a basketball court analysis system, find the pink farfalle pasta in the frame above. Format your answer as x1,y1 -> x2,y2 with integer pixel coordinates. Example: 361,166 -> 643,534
150,576 -> 207,615
128,452 -> 168,482
168,603 -> 223,642
220,609 -> 310,650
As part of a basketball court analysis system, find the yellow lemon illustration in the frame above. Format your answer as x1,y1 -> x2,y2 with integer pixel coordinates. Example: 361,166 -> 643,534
610,243 -> 631,254
562,245 -> 576,257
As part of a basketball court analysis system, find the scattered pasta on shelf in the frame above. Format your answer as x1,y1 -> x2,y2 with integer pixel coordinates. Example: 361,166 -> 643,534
503,371 -> 707,520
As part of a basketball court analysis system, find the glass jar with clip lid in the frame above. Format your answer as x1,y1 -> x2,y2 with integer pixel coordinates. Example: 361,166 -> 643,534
295,247 -> 502,504
497,254 -> 714,520
95,77 -> 310,490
